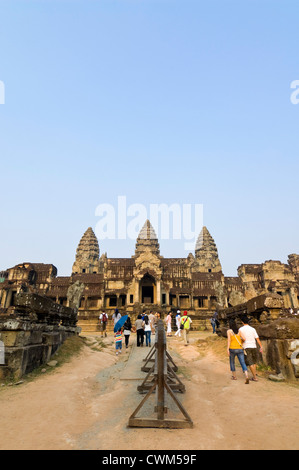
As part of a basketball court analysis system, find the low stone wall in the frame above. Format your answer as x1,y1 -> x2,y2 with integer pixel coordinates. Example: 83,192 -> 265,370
0,293 -> 80,380
218,293 -> 299,381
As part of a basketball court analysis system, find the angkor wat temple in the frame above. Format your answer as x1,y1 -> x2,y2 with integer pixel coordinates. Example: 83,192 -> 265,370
1,220 -> 298,331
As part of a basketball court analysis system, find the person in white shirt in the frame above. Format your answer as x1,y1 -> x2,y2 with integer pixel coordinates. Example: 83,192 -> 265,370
239,315 -> 263,382
112,309 -> 121,326
148,311 -> 155,328
144,315 -> 152,347
175,310 -> 181,337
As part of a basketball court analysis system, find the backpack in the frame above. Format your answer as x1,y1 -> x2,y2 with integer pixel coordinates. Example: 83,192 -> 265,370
180,317 -> 188,330
102,313 -> 107,323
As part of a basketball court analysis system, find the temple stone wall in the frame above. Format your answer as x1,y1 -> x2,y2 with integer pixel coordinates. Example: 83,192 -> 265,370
1,222 -> 298,334
218,294 -> 299,381
0,293 -> 80,380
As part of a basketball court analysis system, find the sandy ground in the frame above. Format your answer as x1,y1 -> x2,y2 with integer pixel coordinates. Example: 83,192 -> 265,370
0,331 -> 298,450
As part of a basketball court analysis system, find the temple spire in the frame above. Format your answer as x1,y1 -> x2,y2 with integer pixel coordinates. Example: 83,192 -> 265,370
135,220 -> 160,256
195,226 -> 222,273
72,227 -> 100,274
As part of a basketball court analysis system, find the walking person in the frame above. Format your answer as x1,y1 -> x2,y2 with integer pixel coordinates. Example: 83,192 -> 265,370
148,311 -> 155,329
144,315 -> 152,347
135,314 -> 145,347
239,315 -> 263,382
123,315 -> 132,349
180,311 -> 192,346
175,310 -> 181,337
114,328 -> 123,356
210,316 -> 216,334
212,311 -> 220,329
112,308 -> 121,327
227,319 -> 250,384
166,311 -> 172,336
99,311 -> 108,338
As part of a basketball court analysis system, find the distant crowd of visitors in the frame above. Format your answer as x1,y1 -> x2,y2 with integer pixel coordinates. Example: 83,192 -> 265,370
99,308 -> 193,356
99,308 -> 265,384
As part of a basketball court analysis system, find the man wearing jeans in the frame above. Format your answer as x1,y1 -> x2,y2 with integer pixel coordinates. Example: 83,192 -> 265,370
239,315 -> 263,382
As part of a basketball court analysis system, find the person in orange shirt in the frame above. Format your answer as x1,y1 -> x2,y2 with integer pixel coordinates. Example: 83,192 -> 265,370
227,319 -> 249,384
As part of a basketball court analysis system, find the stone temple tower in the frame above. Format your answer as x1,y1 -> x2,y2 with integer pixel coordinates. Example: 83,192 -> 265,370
134,220 -> 160,257
195,226 -> 222,273
72,227 -> 100,274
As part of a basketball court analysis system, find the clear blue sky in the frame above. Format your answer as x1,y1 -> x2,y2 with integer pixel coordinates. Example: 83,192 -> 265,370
0,0 -> 298,277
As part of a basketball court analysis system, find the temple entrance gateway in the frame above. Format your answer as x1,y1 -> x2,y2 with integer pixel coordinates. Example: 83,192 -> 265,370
140,273 -> 155,304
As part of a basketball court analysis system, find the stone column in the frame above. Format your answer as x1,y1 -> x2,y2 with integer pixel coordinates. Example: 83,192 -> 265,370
5,290 -> 13,308
156,281 -> 161,305
135,280 -> 139,304
0,290 -> 7,308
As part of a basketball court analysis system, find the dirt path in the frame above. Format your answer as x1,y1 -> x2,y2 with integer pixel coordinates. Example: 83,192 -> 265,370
0,332 -> 298,450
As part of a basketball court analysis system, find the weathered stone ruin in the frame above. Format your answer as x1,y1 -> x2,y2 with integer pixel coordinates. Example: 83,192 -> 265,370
0,292 -> 80,380
218,293 -> 299,381
0,222 -> 298,334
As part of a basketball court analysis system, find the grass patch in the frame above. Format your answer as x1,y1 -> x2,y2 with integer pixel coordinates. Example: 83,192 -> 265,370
26,336 -> 86,381
177,365 -> 192,381
52,335 -> 85,363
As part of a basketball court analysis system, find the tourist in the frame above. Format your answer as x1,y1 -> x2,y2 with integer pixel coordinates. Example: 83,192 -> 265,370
175,310 -> 181,337
180,310 -> 192,346
166,311 -> 172,336
144,315 -> 152,347
112,308 -> 121,326
213,311 -> 220,328
114,328 -> 123,356
123,315 -> 132,349
135,314 -> 145,347
227,318 -> 249,384
99,311 -> 108,338
239,315 -> 263,382
148,311 -> 155,328
210,316 -> 216,334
